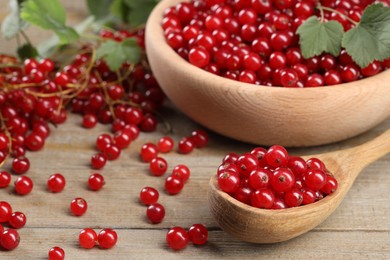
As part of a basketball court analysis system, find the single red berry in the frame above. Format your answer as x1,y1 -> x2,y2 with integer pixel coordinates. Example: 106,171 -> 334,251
91,153 -> 107,169
0,229 -> 20,250
48,246 -> 65,260
188,224 -> 208,245
251,188 -> 275,209
14,176 -> 33,195
0,171 -> 11,188
233,186 -> 253,205
265,145 -> 289,168
96,134 -> 113,152
248,168 -> 271,190
191,129 -> 209,148
146,203 -> 165,224
70,198 -> 88,216
157,136 -> 174,153
140,143 -> 159,162
287,156 -> 308,177
79,228 -> 97,249
321,175 -> 338,194
12,157 -> 30,174
166,226 -> 189,250
113,130 -> 131,149
47,173 -> 66,193
305,169 -> 327,191
8,211 -> 26,229
178,137 -> 195,154
149,157 -> 168,176
140,187 -> 159,205
270,168 -> 295,192
165,175 -> 184,195
301,187 -> 316,205
98,228 -> 118,249
0,201 -> 12,222
217,170 -> 240,193
103,144 -> 121,161
306,157 -> 326,171
82,114 -> 98,128
284,188 -> 304,207
171,164 -> 190,182
88,173 -> 105,191
272,198 -> 287,209
236,153 -> 259,178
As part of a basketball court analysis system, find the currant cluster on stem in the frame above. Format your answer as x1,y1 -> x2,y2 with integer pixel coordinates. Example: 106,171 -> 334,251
217,145 -> 338,209
166,224 -> 208,250
162,0 -> 390,87
0,201 -> 26,251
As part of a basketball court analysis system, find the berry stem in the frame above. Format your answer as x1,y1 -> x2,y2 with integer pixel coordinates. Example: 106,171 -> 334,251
317,5 -> 359,26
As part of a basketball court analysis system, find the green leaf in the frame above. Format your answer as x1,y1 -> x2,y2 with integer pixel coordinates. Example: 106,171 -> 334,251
96,38 -> 141,71
1,0 -> 29,39
297,16 -> 344,58
123,0 -> 158,27
109,0 -> 130,23
87,0 -> 113,20
20,0 -> 79,44
342,3 -> 390,68
17,43 -> 38,60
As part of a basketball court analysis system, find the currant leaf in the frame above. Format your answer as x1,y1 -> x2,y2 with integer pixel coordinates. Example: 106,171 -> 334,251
17,43 -> 38,60
342,3 -> 390,68
20,0 -> 79,44
1,0 -> 29,40
123,0 -> 159,27
96,38 -> 141,71
87,0 -> 112,20
297,16 -> 344,58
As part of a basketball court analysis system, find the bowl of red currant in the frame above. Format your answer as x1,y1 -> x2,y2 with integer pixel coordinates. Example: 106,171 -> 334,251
145,0 -> 390,147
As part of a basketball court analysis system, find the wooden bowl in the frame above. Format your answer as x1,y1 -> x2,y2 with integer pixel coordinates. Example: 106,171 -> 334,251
145,0 -> 390,147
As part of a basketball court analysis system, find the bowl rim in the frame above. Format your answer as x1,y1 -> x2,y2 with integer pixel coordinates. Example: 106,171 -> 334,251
146,0 -> 390,93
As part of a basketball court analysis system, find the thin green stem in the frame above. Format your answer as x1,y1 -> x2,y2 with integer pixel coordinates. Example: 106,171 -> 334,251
317,5 -> 359,26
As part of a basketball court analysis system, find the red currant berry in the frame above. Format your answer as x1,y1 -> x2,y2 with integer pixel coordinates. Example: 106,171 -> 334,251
146,203 -> 165,224
0,201 -> 12,222
287,156 -> 308,177
191,129 -> 208,148
171,164 -> 190,182
103,144 -> 121,161
270,168 -> 295,192
47,173 -> 66,193
166,226 -> 189,250
8,211 -> 26,229
82,114 -> 98,128
178,137 -> 195,154
157,136 -> 174,153
0,229 -> 20,250
189,46 -> 210,68
217,170 -> 240,193
149,157 -> 168,176
70,198 -> 88,216
96,134 -> 113,152
165,175 -> 184,195
98,228 -> 118,249
14,176 -> 33,195
140,187 -> 159,205
91,153 -> 107,169
88,173 -> 105,191
284,188 -> 303,207
301,187 -> 316,205
305,169 -> 327,191
79,228 -> 97,249
248,168 -> 271,190
251,188 -> 275,209
48,246 -> 65,260
188,224 -> 208,245
140,143 -> 159,162
0,171 -> 11,188
321,175 -> 338,194
12,157 -> 30,174
265,145 -> 289,168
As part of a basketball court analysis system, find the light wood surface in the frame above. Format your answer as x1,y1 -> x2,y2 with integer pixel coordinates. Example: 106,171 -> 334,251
208,129 -> 390,243
1,1 -> 390,259
146,0 -> 390,147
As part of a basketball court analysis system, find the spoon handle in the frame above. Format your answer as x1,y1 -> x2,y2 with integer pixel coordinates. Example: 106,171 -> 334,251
340,129 -> 390,170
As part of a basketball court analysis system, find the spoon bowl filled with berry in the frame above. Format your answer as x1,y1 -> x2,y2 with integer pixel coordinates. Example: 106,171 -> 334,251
145,0 -> 390,147
208,129 -> 390,243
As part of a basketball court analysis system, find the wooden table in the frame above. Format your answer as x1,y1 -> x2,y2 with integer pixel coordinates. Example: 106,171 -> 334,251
1,2 -> 390,259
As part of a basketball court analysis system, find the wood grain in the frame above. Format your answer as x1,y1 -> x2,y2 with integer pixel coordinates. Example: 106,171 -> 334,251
1,1 -> 390,258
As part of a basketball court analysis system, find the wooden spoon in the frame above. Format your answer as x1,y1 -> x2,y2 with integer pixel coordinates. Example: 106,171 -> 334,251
208,129 -> 390,243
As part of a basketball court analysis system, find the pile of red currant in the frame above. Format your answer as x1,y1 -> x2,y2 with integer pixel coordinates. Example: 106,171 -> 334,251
0,201 -> 26,250
162,0 -> 390,87
217,145 -> 338,209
